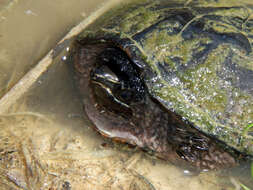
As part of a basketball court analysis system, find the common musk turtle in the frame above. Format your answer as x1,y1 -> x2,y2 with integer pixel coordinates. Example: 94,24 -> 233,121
71,0 -> 253,170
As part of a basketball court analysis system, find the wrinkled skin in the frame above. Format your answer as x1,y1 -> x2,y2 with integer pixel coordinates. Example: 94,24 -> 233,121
71,0 -> 253,171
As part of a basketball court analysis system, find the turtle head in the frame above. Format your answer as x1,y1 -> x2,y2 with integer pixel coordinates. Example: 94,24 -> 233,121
72,42 -> 149,147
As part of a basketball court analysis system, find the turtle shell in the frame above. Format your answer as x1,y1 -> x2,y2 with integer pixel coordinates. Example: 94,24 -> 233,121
71,0 -> 253,170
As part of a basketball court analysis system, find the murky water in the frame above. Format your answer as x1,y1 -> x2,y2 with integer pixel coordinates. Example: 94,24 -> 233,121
0,0 -> 106,97
0,0 -> 252,189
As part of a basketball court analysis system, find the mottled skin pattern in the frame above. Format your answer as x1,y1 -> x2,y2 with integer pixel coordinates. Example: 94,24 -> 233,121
71,0 -> 253,170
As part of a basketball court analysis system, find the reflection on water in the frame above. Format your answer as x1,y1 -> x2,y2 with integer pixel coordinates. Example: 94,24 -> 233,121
0,0 -> 253,189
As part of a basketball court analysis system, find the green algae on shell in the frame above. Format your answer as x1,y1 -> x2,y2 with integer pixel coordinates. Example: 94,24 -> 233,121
72,0 -> 253,170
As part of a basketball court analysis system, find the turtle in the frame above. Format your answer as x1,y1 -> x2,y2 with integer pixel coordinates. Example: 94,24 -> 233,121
70,0 -> 253,171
